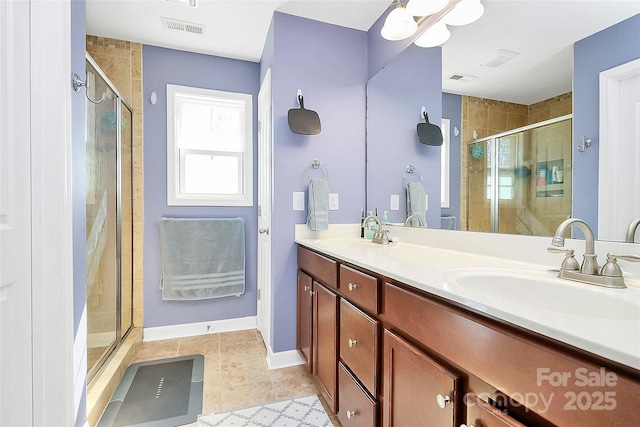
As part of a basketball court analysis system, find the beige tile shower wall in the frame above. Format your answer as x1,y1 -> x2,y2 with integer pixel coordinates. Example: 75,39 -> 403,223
86,35 -> 144,328
460,94 -> 572,231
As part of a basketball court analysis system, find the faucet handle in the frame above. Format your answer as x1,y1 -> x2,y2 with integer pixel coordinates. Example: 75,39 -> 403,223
547,246 -> 580,271
601,253 -> 640,278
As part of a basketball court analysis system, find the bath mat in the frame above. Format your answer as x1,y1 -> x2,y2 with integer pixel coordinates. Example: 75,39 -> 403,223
97,354 -> 204,427
197,394 -> 332,427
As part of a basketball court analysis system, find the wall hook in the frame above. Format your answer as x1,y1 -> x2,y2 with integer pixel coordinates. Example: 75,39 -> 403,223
72,72 -> 107,104
577,136 -> 592,153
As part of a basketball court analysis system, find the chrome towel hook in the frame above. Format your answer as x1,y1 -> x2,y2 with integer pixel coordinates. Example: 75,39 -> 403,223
577,136 -> 592,153
72,72 -> 107,104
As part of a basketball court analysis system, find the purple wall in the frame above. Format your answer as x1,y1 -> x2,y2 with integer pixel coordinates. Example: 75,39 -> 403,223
366,44 -> 442,227
266,13 -> 367,352
442,92 -> 461,226
573,14 -> 640,237
142,45 -> 260,327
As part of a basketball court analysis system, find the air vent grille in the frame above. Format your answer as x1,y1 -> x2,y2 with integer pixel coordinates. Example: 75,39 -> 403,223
161,17 -> 206,36
480,49 -> 520,68
447,73 -> 478,82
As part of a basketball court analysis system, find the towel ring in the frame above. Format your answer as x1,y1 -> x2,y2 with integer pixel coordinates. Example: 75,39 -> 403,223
403,165 -> 423,185
306,159 -> 330,180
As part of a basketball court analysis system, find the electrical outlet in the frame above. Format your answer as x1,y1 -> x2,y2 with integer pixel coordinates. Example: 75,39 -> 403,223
390,195 -> 400,210
293,192 -> 305,211
329,193 -> 339,210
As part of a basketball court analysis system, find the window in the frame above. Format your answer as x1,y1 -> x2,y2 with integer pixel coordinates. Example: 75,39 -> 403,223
441,119 -> 450,208
167,84 -> 253,206
486,137 -> 515,200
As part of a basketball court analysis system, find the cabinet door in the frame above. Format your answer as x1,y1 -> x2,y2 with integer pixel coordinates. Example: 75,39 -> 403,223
383,329 -> 460,427
463,394 -> 526,427
313,281 -> 339,413
297,269 -> 313,372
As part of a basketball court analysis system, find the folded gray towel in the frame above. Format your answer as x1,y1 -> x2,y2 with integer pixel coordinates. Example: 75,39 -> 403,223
158,217 -> 245,300
406,181 -> 427,226
441,216 -> 457,230
307,178 -> 329,231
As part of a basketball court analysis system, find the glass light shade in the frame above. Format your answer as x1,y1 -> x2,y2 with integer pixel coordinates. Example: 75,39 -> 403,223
406,0 -> 448,17
381,5 -> 419,41
443,0 -> 484,26
414,21 -> 451,47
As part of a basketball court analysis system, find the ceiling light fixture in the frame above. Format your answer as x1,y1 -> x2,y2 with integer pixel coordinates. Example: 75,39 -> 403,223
380,0 -> 419,41
380,0 -> 484,48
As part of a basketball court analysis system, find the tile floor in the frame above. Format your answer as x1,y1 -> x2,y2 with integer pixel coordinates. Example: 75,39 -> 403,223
126,328 -> 341,426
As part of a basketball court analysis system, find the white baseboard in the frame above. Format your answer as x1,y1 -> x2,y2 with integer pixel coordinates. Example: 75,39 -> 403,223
143,316 -> 257,342
266,347 -> 305,370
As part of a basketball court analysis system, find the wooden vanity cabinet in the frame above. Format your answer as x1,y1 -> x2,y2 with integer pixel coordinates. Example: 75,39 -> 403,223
382,329 -> 461,427
296,270 -> 313,371
313,281 -> 339,413
462,394 -> 526,427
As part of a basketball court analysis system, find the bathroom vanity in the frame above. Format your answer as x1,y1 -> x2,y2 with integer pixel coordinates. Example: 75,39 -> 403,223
295,227 -> 640,427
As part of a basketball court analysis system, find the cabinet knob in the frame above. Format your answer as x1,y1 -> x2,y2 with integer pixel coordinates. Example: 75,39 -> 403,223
309,290 -> 315,296
436,394 -> 451,409
348,282 -> 357,291
346,410 -> 357,420
460,424 -> 475,427
304,285 -> 309,292
348,338 -> 358,348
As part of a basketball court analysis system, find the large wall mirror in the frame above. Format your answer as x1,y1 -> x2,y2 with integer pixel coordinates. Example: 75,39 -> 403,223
366,1 -> 640,242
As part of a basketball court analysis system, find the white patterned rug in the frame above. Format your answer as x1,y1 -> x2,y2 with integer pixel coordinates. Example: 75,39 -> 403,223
197,395 -> 333,427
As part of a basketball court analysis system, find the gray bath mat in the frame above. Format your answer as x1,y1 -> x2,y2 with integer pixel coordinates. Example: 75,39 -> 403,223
98,354 -> 204,427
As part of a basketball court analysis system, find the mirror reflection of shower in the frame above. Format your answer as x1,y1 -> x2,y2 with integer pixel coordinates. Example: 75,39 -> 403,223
465,115 -> 572,236
84,54 -> 133,381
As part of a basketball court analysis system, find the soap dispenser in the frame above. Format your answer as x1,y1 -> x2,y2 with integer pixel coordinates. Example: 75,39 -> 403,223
382,211 -> 390,225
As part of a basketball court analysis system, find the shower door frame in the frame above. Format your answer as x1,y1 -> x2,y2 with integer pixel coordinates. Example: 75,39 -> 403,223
467,113 -> 573,234
85,53 -> 134,382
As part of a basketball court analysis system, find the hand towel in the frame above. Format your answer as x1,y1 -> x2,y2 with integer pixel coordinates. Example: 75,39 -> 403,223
158,217 -> 245,300
406,181 -> 427,227
441,215 -> 457,230
307,178 -> 329,231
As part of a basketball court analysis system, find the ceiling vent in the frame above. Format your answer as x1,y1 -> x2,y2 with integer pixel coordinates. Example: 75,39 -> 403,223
161,17 -> 206,36
480,49 -> 520,68
447,73 -> 478,82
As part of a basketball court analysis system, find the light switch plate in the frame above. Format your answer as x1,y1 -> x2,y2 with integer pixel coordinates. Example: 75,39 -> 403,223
293,192 -> 305,211
390,194 -> 400,210
329,193 -> 339,210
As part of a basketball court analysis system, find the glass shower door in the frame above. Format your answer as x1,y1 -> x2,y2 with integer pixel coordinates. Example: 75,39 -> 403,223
85,60 -> 118,378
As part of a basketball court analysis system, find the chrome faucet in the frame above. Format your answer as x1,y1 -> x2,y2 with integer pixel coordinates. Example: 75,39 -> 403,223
363,215 -> 389,245
548,218 -> 640,288
550,218 -> 598,274
404,214 -> 425,227
625,218 -> 640,243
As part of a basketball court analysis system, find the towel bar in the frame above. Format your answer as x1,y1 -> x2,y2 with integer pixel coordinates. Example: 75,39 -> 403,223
306,159 -> 330,180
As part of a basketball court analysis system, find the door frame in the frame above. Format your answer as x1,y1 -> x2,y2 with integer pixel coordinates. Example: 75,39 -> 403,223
30,1 -> 76,424
257,68 -> 273,355
598,58 -> 640,240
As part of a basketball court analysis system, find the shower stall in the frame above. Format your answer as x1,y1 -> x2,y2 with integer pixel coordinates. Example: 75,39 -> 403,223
84,54 -> 134,381
465,115 -> 573,236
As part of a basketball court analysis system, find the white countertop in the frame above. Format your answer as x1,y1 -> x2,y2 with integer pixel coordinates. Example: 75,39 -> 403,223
295,225 -> 640,371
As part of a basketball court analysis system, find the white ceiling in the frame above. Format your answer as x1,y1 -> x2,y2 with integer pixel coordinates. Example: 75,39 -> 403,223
86,0 -> 640,105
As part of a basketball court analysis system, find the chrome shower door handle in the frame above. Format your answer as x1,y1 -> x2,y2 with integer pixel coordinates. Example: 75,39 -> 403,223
258,228 -> 269,235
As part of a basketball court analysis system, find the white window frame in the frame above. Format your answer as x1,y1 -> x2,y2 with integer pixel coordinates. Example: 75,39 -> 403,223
167,84 -> 253,206
441,118 -> 450,208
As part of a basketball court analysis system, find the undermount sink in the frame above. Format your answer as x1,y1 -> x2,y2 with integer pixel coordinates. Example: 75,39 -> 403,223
441,267 -> 640,320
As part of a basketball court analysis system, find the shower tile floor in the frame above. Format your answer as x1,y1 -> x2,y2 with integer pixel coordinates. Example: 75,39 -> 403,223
124,328 -> 341,427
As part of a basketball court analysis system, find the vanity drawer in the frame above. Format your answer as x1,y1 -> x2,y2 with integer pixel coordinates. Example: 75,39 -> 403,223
339,264 -> 379,313
298,246 -> 337,289
464,393 -> 526,427
338,362 -> 378,427
340,299 -> 379,395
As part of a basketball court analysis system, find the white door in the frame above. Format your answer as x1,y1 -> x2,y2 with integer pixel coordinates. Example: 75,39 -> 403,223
598,58 -> 640,240
257,68 -> 273,351
0,1 -> 34,424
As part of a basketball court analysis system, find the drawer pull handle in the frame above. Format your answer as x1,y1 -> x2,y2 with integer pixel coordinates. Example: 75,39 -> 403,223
436,394 -> 451,409
348,338 -> 358,347
346,410 -> 357,419
348,282 -> 357,291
